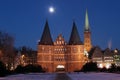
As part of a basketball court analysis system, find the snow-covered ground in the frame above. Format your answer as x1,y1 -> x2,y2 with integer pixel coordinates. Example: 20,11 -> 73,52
68,72 -> 120,80
0,73 -> 56,80
0,72 -> 120,80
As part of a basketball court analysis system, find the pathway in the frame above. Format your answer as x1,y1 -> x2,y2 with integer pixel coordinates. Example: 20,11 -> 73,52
54,73 -> 72,80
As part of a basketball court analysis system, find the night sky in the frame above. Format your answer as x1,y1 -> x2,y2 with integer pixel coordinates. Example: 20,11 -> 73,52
0,0 -> 120,50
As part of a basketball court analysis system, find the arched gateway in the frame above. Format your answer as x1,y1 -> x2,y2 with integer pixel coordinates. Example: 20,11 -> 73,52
56,65 -> 65,72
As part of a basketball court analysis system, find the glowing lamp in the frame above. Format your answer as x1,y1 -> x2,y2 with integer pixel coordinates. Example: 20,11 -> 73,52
105,63 -> 111,69
98,63 -> 103,68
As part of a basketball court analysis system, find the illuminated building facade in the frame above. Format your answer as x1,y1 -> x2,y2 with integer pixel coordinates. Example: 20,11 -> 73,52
113,49 -> 120,66
92,47 -> 115,69
37,10 -> 92,72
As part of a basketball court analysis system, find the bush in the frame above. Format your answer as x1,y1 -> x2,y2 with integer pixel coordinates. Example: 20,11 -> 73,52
99,67 -> 107,72
81,62 -> 98,72
117,66 -> 120,72
14,64 -> 44,74
0,61 -> 8,77
108,64 -> 117,73
24,64 -> 43,73
14,65 -> 24,74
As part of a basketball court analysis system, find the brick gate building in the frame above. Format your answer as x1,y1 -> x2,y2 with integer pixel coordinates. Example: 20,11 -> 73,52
37,10 -> 92,72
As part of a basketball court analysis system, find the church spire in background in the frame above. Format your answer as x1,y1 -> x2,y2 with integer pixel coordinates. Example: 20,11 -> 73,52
85,9 -> 90,31
84,9 -> 92,52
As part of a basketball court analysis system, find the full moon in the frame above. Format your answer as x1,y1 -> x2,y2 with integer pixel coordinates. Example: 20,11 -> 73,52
49,6 -> 55,13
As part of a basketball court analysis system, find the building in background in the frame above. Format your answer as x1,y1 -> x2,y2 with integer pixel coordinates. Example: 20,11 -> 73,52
14,48 -> 37,69
92,47 -> 120,69
113,49 -> 120,66
92,47 -> 103,64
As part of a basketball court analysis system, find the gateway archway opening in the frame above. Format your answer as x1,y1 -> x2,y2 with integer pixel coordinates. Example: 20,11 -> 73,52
56,65 -> 65,72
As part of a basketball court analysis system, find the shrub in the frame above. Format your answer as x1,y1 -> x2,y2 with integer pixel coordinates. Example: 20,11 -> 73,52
81,62 -> 98,72
14,65 -> 24,74
14,64 -> 44,74
0,61 -> 7,77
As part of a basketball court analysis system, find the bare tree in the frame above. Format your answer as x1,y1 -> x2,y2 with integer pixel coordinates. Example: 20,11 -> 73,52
0,31 -> 15,70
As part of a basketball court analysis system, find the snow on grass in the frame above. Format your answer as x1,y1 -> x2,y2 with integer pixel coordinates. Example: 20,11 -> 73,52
67,72 -> 120,80
1,73 -> 56,80
0,72 -> 120,80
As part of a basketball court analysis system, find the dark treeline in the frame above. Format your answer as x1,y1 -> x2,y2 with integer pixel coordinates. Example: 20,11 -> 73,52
74,62 -> 120,73
0,31 -> 45,77
14,64 -> 45,74
0,61 -> 45,77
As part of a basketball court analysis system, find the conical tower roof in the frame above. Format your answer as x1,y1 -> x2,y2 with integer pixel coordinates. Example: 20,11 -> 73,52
39,20 -> 53,45
68,21 -> 83,45
85,9 -> 90,31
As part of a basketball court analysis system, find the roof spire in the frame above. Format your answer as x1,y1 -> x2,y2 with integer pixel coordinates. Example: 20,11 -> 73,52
68,21 -> 83,45
39,20 -> 53,45
85,9 -> 90,31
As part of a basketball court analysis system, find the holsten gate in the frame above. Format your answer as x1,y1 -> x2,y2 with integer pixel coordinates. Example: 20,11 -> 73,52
37,10 -> 92,72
